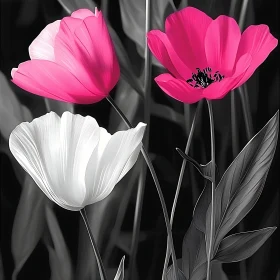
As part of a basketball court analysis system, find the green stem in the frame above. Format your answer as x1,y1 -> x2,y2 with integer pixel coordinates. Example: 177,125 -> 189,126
106,96 -> 179,280
129,0 -> 152,278
162,100 -> 203,278
80,208 -> 108,280
206,100 -> 216,280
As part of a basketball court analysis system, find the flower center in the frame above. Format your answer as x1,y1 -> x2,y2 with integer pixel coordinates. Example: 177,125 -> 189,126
187,67 -> 225,88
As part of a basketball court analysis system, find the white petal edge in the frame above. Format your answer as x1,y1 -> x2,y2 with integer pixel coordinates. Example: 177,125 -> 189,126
9,111 -> 101,211
85,122 -> 146,205
29,20 -> 61,61
11,68 -> 18,78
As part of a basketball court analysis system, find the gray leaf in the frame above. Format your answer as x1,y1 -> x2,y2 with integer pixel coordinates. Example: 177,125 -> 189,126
215,227 -> 276,263
108,79 -> 142,132
192,183 -> 211,233
207,111 -> 278,254
182,222 -> 207,279
11,175 -> 46,280
166,265 -> 187,280
119,0 -> 175,66
211,262 -> 229,280
0,251 -> 4,280
114,256 -> 125,280
44,98 -> 74,115
0,71 -> 32,141
45,205 -> 73,280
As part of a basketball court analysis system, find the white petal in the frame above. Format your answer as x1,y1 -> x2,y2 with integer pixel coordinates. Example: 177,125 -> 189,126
9,111 -> 100,211
85,122 -> 146,204
29,20 -> 60,61
11,68 -> 18,78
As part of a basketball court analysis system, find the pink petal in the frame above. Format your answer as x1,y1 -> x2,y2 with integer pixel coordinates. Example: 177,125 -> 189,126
73,13 -> 120,93
12,60 -> 105,104
235,24 -> 278,87
71,9 -> 95,19
29,20 -> 60,61
205,15 -> 241,75
147,30 -> 192,80
165,7 -> 212,70
203,76 -> 241,99
54,17 -> 104,95
155,73 -> 203,104
203,53 -> 252,99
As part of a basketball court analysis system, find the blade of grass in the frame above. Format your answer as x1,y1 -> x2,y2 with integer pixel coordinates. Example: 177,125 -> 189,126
128,0 -> 152,278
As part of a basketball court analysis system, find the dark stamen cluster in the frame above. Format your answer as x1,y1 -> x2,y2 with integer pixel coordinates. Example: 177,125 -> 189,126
187,67 -> 224,88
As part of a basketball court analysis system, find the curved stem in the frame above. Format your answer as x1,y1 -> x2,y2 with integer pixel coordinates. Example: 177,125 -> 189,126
206,100 -> 216,280
129,0 -> 152,277
162,100 -> 203,278
106,96 -> 179,280
80,208 -> 108,280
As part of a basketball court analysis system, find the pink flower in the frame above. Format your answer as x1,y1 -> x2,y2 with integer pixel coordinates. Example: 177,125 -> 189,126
147,7 -> 278,104
11,8 -> 120,104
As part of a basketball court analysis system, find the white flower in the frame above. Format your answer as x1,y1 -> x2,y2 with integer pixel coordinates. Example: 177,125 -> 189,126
9,111 -> 146,211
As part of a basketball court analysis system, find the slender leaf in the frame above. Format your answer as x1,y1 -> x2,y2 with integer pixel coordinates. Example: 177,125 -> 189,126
57,0 -> 96,14
182,222 -> 207,280
119,0 -> 175,67
0,71 -> 32,141
108,79 -> 142,131
211,262 -> 229,280
151,100 -> 185,128
44,98 -> 74,115
192,183 -> 211,233
11,175 -> 46,280
45,205 -> 73,280
0,251 -> 4,280
0,140 -> 26,184
215,227 -> 276,263
166,265 -> 187,280
276,270 -> 280,280
108,26 -> 143,95
114,256 -> 125,280
207,111 -> 279,254
16,0 -> 39,26
248,191 -> 279,280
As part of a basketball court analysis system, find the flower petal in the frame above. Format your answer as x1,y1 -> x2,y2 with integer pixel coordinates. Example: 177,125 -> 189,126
29,20 -> 60,61
71,9 -> 96,19
54,17 -> 105,96
165,7 -> 212,70
12,60 -> 104,104
205,15 -> 241,75
203,77 -> 239,99
73,14 -> 120,93
85,123 -> 146,204
58,112 -> 100,208
155,73 -> 203,104
147,30 -> 192,79
235,24 -> 278,87
9,112 -> 101,211
203,53 -> 252,99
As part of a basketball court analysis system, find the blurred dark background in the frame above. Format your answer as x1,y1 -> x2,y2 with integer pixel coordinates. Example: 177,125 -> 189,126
0,0 -> 279,279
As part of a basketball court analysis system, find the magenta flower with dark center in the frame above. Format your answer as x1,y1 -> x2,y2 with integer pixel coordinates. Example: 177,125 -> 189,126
147,7 -> 278,104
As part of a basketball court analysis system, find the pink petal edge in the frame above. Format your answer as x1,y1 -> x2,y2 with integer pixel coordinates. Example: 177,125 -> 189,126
155,73 -> 203,104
